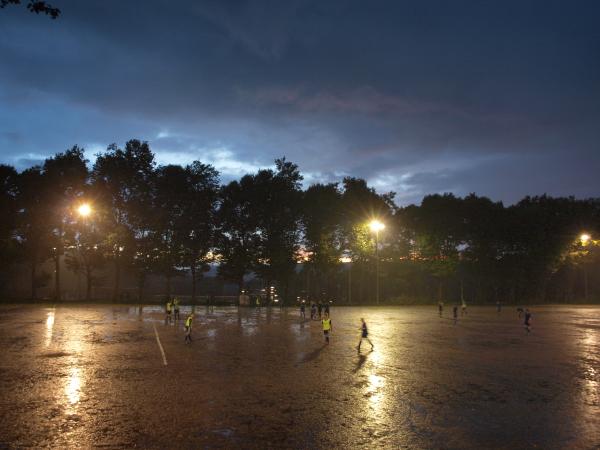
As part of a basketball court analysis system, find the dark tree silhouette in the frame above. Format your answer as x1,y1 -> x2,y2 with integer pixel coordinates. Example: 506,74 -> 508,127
42,146 -> 88,301
0,0 -> 60,18
216,177 -> 260,293
1,140 -> 599,305
0,165 -> 19,293
301,183 -> 344,301
177,162 -> 219,303
252,158 -> 303,304
16,167 -> 53,299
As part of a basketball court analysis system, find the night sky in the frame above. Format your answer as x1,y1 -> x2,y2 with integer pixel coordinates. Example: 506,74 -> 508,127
1,0 -> 599,205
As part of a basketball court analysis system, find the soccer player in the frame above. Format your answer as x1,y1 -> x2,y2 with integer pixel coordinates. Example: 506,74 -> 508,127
165,299 -> 172,325
184,313 -> 194,344
524,309 -> 532,334
322,313 -> 332,344
173,297 -> 180,321
357,318 -> 374,352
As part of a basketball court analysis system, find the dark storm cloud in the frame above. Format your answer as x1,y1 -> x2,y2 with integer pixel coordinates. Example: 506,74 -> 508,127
0,0 -> 599,204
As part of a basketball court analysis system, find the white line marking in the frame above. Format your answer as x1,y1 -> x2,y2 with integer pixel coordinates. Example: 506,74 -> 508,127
153,322 -> 168,366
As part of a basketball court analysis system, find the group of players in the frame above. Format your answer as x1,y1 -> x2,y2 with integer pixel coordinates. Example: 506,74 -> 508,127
163,295 -> 533,349
164,298 -> 194,344
162,296 -> 374,352
437,300 -> 533,332
298,300 -> 373,351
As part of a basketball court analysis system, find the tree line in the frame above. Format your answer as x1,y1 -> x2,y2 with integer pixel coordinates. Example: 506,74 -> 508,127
0,139 -> 598,304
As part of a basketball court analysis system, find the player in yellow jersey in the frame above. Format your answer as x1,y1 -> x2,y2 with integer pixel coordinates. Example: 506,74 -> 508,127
322,313 -> 332,343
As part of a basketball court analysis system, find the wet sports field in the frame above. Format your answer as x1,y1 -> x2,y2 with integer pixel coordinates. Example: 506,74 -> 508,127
0,304 -> 598,449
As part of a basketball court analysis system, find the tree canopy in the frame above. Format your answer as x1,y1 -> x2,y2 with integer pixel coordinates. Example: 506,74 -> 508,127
1,140 -> 599,305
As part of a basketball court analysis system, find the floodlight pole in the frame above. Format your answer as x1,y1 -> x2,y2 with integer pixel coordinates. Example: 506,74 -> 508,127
348,262 -> 352,305
375,230 -> 380,306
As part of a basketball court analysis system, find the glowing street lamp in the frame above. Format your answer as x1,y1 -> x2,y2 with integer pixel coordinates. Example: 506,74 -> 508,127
75,203 -> 93,301
369,220 -> 385,233
369,219 -> 385,305
77,203 -> 92,217
579,233 -> 593,301
580,233 -> 591,246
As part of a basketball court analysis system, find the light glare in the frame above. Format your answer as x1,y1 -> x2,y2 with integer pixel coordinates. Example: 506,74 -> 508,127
369,219 -> 385,233
77,203 -> 92,217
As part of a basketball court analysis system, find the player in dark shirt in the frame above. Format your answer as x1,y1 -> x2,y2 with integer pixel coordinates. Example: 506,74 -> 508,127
357,318 -> 374,352
524,309 -> 532,333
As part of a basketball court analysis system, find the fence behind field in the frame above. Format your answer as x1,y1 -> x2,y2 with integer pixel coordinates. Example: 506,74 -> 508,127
150,294 -> 239,306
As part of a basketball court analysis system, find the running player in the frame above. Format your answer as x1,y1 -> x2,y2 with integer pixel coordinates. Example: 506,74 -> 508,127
357,318 -> 374,352
173,297 -> 180,321
322,313 -> 332,343
524,309 -> 532,333
184,312 -> 193,344
165,299 -> 172,325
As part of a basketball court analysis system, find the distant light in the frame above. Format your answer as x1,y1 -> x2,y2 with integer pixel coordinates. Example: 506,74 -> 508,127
339,256 -> 352,263
580,233 -> 591,245
118,246 -> 124,252
369,219 -> 385,233
77,203 -> 92,217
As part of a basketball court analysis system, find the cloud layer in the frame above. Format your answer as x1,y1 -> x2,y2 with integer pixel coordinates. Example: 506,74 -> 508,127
1,0 -> 599,204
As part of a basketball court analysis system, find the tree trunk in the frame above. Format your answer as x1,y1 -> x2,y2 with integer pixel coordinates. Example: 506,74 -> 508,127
31,262 -> 37,300
112,255 -> 121,302
86,265 -> 92,301
348,264 -> 352,305
54,253 -> 61,301
283,281 -> 289,307
191,266 -> 197,303
137,273 -> 146,303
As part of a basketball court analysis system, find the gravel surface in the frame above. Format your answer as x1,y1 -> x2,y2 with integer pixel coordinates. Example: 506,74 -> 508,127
0,304 -> 598,449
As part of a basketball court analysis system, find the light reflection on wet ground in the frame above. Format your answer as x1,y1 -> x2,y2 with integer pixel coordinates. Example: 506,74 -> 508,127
0,304 -> 598,448
44,307 -> 54,347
